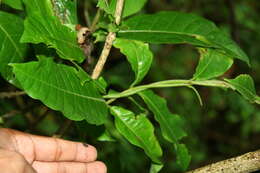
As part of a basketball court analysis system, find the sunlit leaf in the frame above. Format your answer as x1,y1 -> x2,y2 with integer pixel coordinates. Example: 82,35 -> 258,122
119,11 -> 249,65
97,0 -> 147,18
21,0 -> 85,62
110,106 -> 162,163
193,48 -> 233,80
0,11 -> 27,80
11,58 -> 108,125
113,38 -> 153,86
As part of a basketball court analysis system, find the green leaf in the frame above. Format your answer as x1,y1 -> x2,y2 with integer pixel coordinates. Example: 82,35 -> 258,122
97,0 -> 147,18
193,48 -> 233,80
98,130 -> 116,142
149,164 -> 163,173
0,11 -> 27,80
2,0 -> 23,10
113,38 -> 153,86
21,0 -> 85,62
175,144 -> 191,171
51,0 -> 78,25
139,90 -> 190,170
110,106 -> 162,163
118,11 -> 249,65
225,75 -> 258,103
11,58 -> 108,125
139,90 -> 187,142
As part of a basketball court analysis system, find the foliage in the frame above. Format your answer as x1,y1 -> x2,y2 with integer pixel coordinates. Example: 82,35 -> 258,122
1,0 -> 260,172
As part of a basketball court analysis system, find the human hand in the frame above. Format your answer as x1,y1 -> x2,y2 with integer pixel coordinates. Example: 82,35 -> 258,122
0,128 -> 106,173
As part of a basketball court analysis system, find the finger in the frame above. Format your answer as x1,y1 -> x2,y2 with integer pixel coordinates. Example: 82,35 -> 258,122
0,149 -> 37,173
32,161 -> 107,173
0,128 -> 97,163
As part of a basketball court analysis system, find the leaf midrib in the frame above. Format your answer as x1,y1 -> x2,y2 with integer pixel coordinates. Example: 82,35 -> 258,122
0,22 -> 23,58
119,29 -> 207,40
116,112 -> 156,157
140,93 -> 178,143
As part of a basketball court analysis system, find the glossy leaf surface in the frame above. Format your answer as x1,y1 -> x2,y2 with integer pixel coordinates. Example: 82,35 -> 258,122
21,0 -> 85,62
118,11 -> 249,64
0,11 -> 27,80
113,38 -> 153,86
97,0 -> 147,18
11,58 -> 108,125
193,48 -> 233,80
110,106 -> 162,163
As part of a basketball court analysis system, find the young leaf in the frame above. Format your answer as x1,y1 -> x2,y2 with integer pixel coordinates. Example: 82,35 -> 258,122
2,0 -> 23,10
0,11 -> 28,80
225,75 -> 258,103
21,0 -> 85,62
149,164 -> 163,173
139,90 -> 187,143
11,58 -> 108,125
193,48 -> 233,80
51,0 -> 78,25
113,38 -> 153,86
110,106 -> 162,163
97,0 -> 147,18
118,11 -> 249,65
175,143 -> 191,171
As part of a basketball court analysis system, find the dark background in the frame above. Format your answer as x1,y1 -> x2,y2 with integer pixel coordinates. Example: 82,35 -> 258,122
1,0 -> 260,172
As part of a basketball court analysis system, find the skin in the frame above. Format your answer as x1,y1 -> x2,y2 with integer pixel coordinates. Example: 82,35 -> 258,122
0,128 -> 107,173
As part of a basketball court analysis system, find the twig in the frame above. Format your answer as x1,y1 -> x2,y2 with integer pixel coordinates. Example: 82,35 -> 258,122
91,0 -> 125,79
91,32 -> 116,79
84,1 -> 91,27
186,150 -> 260,173
90,9 -> 101,31
114,0 -> 124,25
0,91 -> 26,99
225,0 -> 239,43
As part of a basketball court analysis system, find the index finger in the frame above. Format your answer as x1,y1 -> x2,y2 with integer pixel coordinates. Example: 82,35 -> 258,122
0,128 -> 97,163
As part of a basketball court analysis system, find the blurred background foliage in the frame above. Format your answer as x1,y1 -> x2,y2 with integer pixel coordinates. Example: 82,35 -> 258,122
1,0 -> 260,172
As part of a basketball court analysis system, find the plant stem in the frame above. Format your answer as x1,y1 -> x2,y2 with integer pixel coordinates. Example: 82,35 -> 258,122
103,79 -> 234,99
114,0 -> 124,25
90,9 -> 101,31
91,32 -> 116,79
186,150 -> 260,173
91,0 -> 125,79
0,91 -> 26,99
